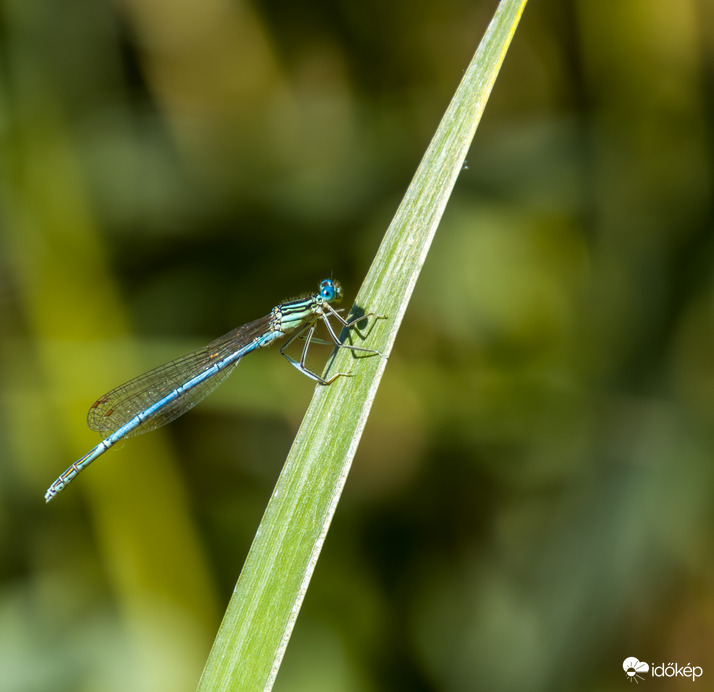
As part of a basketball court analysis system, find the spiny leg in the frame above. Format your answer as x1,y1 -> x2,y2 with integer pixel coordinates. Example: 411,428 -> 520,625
280,323 -> 351,384
320,304 -> 387,358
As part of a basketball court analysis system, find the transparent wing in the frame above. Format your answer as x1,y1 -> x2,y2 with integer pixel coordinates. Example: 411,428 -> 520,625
87,315 -> 275,438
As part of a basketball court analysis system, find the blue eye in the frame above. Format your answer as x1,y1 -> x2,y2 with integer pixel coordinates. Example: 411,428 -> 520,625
320,279 -> 335,301
318,278 -> 343,304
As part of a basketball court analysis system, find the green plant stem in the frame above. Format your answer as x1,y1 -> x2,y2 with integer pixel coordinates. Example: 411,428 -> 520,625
198,1 -> 528,689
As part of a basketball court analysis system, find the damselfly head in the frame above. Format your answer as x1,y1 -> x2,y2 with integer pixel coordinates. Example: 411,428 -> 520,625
319,278 -> 343,304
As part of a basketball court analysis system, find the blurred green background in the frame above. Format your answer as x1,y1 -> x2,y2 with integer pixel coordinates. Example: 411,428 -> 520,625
2,0 -> 714,690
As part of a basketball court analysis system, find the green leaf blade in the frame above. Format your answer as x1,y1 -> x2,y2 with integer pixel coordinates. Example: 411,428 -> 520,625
198,1 -> 528,689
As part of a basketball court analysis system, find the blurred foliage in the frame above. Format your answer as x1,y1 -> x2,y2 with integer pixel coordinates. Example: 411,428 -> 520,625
1,0 -> 714,690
